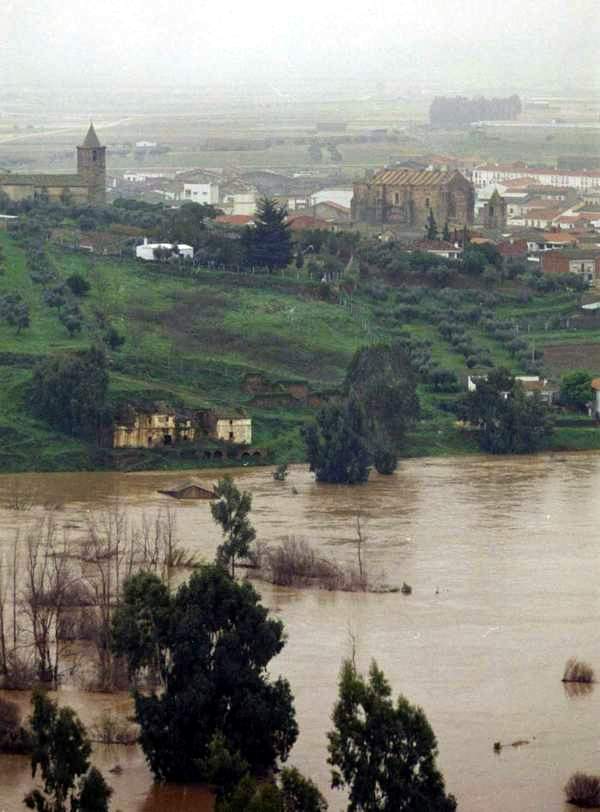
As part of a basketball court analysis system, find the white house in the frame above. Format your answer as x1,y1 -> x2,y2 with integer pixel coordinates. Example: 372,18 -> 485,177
136,238 -> 194,261
180,182 -> 219,205
468,374 -> 556,403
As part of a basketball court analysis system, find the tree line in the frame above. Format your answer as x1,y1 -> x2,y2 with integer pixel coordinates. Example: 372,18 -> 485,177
429,95 -> 522,127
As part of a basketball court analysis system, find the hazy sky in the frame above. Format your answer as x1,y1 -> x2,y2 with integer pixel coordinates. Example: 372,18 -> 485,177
1,0 -> 598,92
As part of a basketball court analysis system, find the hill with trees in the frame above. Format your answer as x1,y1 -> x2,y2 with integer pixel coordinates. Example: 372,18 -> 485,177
0,196 -> 599,472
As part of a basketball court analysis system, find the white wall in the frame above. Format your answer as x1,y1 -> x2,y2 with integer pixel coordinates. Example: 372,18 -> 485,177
182,183 -> 219,205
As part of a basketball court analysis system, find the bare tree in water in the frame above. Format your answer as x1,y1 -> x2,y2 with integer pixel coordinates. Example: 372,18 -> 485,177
22,518 -> 77,685
81,504 -> 180,690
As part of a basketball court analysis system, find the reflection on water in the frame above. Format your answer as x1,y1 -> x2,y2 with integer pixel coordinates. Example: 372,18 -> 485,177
2,453 -> 600,810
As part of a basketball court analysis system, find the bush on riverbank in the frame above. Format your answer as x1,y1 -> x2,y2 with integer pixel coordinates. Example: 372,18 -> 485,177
565,772 -> 600,807
563,658 -> 595,684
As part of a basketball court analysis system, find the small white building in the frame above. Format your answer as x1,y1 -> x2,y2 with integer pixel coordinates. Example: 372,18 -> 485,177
180,182 -> 219,205
136,238 -> 194,261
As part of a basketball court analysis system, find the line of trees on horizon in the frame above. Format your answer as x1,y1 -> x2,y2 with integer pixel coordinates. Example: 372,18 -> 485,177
429,94 -> 522,127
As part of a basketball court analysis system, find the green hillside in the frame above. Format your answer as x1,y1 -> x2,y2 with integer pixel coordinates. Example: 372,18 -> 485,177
1,230 -> 600,472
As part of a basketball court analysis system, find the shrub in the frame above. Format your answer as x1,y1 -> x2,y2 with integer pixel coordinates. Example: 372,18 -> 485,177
265,537 -> 343,589
273,463 -> 288,481
563,658 -> 594,684
565,772 -> 600,807
90,711 -> 138,745
65,274 -> 91,297
374,448 -> 397,475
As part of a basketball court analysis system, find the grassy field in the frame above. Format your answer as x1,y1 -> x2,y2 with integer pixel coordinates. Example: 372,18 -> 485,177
2,231 -> 600,472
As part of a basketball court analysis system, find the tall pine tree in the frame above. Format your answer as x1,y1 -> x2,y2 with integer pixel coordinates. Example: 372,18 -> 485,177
243,197 -> 292,271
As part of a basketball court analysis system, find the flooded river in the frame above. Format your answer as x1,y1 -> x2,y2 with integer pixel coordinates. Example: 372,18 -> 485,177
1,453 -> 599,811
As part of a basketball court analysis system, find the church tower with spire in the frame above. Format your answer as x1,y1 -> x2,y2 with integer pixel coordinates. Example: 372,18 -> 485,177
77,122 -> 106,205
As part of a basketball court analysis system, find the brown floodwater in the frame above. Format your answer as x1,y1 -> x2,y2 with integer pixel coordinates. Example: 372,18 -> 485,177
1,454 -> 599,811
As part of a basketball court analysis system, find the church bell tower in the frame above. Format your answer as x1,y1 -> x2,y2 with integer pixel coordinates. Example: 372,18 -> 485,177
77,122 -> 106,205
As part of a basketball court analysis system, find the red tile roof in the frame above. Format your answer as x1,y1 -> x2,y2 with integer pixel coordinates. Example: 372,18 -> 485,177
497,240 -> 528,257
214,214 -> 254,226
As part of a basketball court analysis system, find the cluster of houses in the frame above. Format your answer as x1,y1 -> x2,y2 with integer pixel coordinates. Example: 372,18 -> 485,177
112,404 -> 253,452
113,166 -> 353,229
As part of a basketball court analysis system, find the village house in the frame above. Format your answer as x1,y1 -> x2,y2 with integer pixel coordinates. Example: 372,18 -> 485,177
197,410 -> 253,444
541,249 -> 600,286
352,168 -> 474,229
412,239 -> 463,260
286,213 -> 334,232
136,238 -> 194,261
179,182 -> 220,205
467,375 -> 557,404
112,406 -> 196,449
112,405 -> 252,449
0,214 -> 18,231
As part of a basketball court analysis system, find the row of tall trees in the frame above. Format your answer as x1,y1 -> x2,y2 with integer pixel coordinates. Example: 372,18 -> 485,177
429,94 -> 522,127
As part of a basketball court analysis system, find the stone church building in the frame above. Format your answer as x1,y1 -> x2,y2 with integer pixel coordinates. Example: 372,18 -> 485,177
352,168 -> 474,229
0,123 -> 106,205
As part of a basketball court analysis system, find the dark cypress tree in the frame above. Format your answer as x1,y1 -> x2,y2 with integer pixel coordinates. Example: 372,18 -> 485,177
243,197 -> 292,271
425,209 -> 438,241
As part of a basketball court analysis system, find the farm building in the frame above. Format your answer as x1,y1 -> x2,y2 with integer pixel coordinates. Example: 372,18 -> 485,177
112,405 -> 252,448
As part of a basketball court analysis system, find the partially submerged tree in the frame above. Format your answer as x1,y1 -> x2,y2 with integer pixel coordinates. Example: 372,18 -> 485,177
459,367 -> 554,454
211,476 -> 256,578
112,565 -> 297,783
302,398 -> 370,484
217,767 -> 327,812
24,689 -> 112,812
328,659 -> 456,812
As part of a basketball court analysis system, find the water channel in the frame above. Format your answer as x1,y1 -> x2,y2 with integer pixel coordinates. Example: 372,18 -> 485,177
0,453 -> 599,811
